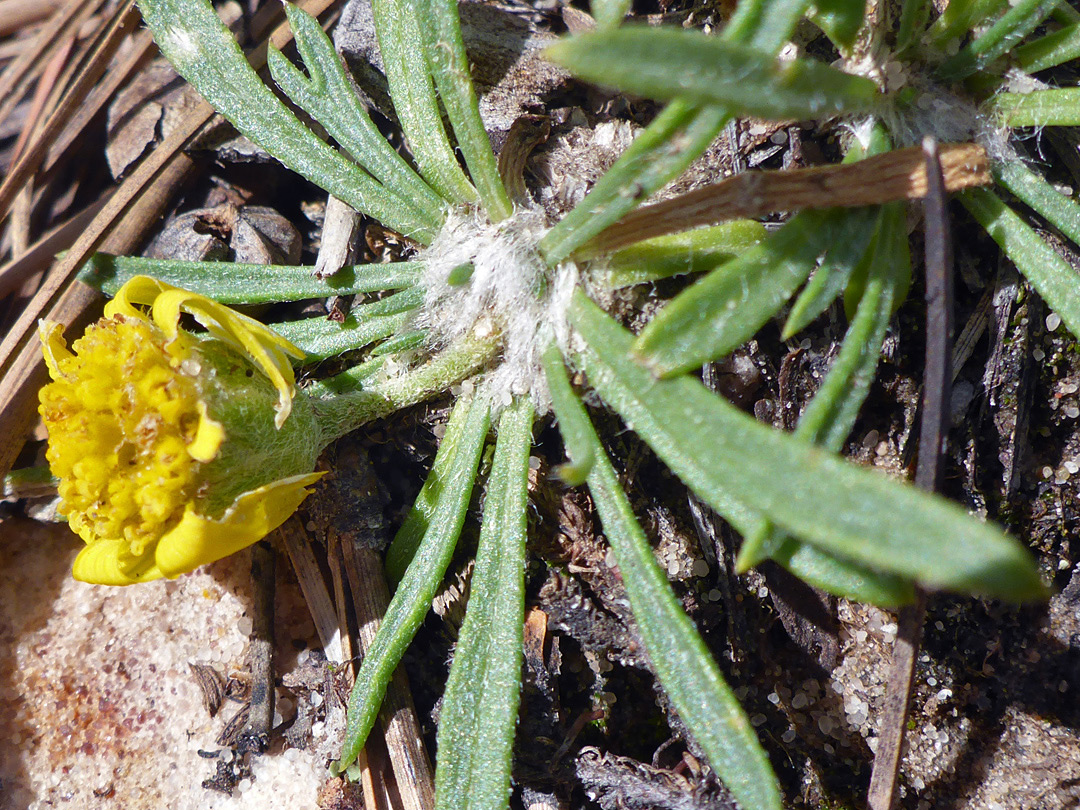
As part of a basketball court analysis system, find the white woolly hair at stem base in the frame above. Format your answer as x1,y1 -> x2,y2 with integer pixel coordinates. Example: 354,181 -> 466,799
413,206 -> 580,415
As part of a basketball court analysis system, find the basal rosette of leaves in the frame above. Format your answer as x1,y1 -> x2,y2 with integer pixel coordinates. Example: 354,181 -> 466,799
55,0 -> 1080,807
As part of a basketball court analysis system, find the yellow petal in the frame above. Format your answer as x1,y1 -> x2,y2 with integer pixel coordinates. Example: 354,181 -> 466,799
103,275 -> 169,321
189,401 -> 225,463
109,275 -> 304,429
72,539 -> 165,586
153,472 -> 324,579
38,320 -> 73,378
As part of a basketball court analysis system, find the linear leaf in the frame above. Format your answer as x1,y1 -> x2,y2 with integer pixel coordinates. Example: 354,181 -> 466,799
781,207 -> 880,338
1014,19 -> 1080,71
938,0 -> 1061,80
273,312 -> 409,360
926,0 -> 1007,47
371,329 -> 427,356
602,221 -> 766,288
592,0 -> 632,29
633,209 -> 851,378
415,0 -> 513,221
336,396 -> 491,771
78,254 -> 422,303
993,159 -> 1080,249
371,0 -> 478,205
435,399 -> 533,810
546,353 -> 782,810
541,345 -> 595,484
802,205 -> 906,449
569,292 -> 1047,601
782,124 -> 893,337
810,0 -> 866,50
895,0 -> 931,55
962,187 -> 1080,339
991,88 -> 1080,126
136,0 -> 438,243
743,203 -> 918,606
546,28 -> 878,121
722,0 -> 818,52
770,541 -> 916,605
384,395 -> 476,582
270,288 -> 423,359
268,3 -> 445,222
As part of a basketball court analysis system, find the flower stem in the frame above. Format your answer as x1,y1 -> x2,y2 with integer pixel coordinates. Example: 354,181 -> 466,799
311,333 -> 499,444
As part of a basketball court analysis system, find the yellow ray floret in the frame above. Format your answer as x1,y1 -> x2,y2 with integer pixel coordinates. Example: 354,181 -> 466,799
70,473 -> 324,585
105,275 -> 305,427
39,276 -> 321,585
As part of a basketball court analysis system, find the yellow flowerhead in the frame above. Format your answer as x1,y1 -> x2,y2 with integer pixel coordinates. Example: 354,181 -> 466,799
39,275 -> 323,585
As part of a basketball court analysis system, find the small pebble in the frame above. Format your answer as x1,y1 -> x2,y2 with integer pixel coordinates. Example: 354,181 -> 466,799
1047,313 -> 1062,331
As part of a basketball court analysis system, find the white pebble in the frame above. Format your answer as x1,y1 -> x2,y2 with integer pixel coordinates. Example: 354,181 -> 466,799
1047,313 -> 1062,331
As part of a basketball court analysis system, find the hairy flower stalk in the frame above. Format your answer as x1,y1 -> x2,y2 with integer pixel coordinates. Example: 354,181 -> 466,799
37,275 -> 485,586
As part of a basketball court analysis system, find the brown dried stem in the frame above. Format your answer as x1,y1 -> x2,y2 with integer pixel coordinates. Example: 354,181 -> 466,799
585,142 -> 990,255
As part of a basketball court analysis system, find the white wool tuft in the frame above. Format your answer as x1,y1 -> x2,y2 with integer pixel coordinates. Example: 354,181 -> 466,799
416,207 -> 578,414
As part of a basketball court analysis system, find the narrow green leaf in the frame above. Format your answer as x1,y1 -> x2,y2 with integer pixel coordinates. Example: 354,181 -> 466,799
783,124 -> 894,337
962,187 -> 1080,339
385,395 -> 476,582
804,206 -> 906,449
743,203 -> 919,607
371,330 -> 427,356
782,207 -> 880,338
541,345 -> 595,485
78,254 -> 422,303
810,0 -> 866,50
273,312 -> 409,360
592,0 -> 632,30
602,221 -> 767,288
415,0 -> 513,221
268,4 -> 445,223
336,396 -> 491,772
1053,3 -> 1080,22
546,28 -> 878,122
722,0 -> 817,52
895,0 -> 931,55
938,0 -> 1061,80
547,365 -> 782,810
304,356 -> 386,397
371,0 -> 478,205
993,159 -> 1080,249
926,0 -> 1008,48
770,540 -> 916,604
270,287 -> 424,360
633,209 -> 848,378
538,0 -> 812,265
135,0 -> 438,243
570,292 -> 1047,601
1014,19 -> 1080,71
435,399 -> 533,810
991,89 -> 1080,126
